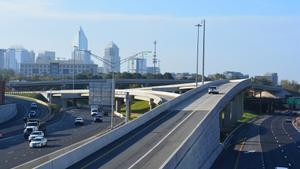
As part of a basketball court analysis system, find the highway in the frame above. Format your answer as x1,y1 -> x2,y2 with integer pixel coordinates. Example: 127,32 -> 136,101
211,114 -> 300,169
0,108 -> 122,169
0,96 -> 49,138
69,81 -> 240,169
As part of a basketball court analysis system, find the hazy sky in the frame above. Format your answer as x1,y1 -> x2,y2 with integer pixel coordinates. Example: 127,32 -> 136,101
0,0 -> 299,82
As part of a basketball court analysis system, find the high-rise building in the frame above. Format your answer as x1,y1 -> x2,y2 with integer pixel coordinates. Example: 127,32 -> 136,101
21,60 -> 97,77
72,27 -> 92,64
147,66 -> 160,74
103,42 -> 120,73
0,49 -> 5,69
128,58 -> 147,74
4,46 -> 34,72
223,71 -> 249,79
255,73 -> 278,86
36,51 -> 55,63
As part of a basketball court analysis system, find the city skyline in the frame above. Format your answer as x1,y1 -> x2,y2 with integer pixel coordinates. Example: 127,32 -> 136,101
0,0 -> 299,82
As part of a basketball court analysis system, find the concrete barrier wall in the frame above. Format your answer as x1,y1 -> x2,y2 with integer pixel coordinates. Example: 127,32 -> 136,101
162,79 -> 250,169
0,103 -> 17,124
34,80 -> 228,169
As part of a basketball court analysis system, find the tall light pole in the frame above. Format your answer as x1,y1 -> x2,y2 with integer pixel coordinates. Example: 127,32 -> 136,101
195,19 -> 206,87
201,19 -> 206,85
75,47 -> 151,129
195,24 -> 201,87
72,46 -> 77,90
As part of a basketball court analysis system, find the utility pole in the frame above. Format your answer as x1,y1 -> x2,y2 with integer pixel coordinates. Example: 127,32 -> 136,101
202,19 -> 206,85
195,24 -> 201,87
153,40 -> 157,74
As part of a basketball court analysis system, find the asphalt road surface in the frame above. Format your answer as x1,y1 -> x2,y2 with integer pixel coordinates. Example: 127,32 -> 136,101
0,96 -> 49,138
0,108 -> 121,169
69,82 -> 240,169
211,114 -> 300,169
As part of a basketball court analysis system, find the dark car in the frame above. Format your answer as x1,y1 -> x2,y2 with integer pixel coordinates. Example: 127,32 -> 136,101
94,115 -> 103,123
28,110 -> 37,118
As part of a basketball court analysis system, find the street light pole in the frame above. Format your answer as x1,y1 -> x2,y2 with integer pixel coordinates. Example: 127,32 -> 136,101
72,47 -> 76,90
202,19 -> 206,85
195,24 -> 201,87
75,47 -> 151,129
110,65 -> 115,129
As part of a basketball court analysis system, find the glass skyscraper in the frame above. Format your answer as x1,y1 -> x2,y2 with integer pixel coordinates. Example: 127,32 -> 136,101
72,27 -> 92,64
103,42 -> 120,73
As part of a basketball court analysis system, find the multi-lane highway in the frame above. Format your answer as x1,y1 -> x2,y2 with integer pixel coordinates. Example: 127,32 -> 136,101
0,97 -> 49,138
68,81 -> 240,169
212,114 -> 300,169
0,106 -> 122,169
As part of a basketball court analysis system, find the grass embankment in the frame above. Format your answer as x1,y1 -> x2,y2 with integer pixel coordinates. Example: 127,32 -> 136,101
10,93 -> 48,102
8,93 -> 61,117
238,112 -> 258,123
121,100 -> 150,120
221,111 -> 259,143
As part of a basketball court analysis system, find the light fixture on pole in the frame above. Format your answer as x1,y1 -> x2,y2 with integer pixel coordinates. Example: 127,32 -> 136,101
195,24 -> 201,87
75,46 -> 151,129
201,19 -> 206,85
195,19 -> 206,87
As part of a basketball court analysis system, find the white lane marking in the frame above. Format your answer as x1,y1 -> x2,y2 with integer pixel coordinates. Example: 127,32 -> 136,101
288,163 -> 292,167
128,109 -> 199,169
7,151 -> 14,154
284,155 -> 287,159
244,150 -> 256,153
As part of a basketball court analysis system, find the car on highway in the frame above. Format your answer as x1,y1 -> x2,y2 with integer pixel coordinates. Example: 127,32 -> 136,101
91,108 -> 99,116
28,110 -> 37,118
29,136 -> 47,148
24,126 -> 38,138
208,86 -> 219,94
31,102 -> 38,109
25,121 -> 39,129
94,115 -> 103,122
74,117 -> 84,126
28,131 -> 44,142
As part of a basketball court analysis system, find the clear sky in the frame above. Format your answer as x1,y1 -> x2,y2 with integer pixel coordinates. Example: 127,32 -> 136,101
0,0 -> 299,82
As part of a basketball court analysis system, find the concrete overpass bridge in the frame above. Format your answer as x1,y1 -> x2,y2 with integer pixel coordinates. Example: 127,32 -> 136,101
14,79 -> 253,169
7,79 -> 194,90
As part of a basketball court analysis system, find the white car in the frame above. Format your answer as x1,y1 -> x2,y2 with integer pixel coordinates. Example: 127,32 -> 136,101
28,131 -> 44,142
29,136 -> 47,148
91,108 -> 99,116
208,86 -> 219,94
74,117 -> 84,126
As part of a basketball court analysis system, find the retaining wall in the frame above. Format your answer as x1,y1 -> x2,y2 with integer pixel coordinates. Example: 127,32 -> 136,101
162,79 -> 251,169
0,103 -> 17,124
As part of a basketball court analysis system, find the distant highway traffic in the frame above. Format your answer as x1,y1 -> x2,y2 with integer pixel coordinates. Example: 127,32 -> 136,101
211,114 -> 300,169
0,103 -> 121,169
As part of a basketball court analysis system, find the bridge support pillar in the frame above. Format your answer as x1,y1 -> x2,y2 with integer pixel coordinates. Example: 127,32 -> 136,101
230,93 -> 245,124
115,98 -> 123,113
149,98 -> 155,110
62,99 -> 68,108
124,93 -> 133,122
230,97 -> 239,123
223,104 -> 231,129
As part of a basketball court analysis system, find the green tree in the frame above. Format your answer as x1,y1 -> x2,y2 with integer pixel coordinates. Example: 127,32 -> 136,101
281,80 -> 300,92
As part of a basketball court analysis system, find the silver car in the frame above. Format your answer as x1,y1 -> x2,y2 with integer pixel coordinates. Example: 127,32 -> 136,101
29,136 -> 47,148
28,131 -> 44,142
